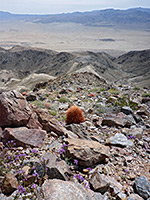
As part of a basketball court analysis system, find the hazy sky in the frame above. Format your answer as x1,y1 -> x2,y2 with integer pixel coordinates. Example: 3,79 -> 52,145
1,0 -> 150,14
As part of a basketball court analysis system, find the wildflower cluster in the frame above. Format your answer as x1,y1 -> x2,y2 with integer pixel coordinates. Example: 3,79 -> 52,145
128,135 -> 136,139
59,143 -> 68,160
74,174 -> 90,189
0,141 -> 42,199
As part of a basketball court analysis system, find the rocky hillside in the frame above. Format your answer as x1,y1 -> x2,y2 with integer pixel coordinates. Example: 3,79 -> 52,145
0,72 -> 150,199
115,50 -> 150,87
0,46 -> 150,91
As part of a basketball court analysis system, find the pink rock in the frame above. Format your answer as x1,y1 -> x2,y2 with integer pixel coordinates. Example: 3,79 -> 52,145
2,127 -> 46,148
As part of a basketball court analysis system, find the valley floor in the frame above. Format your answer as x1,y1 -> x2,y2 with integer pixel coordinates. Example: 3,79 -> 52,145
0,21 -> 150,56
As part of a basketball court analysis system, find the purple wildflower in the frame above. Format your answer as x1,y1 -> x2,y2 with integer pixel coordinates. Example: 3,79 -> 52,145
62,143 -> 68,148
83,180 -> 90,189
74,159 -> 78,165
32,171 -> 39,177
59,148 -> 65,154
7,156 -> 11,160
74,174 -> 84,182
86,167 -> 92,171
32,149 -> 38,154
17,185 -> 27,195
31,184 -> 37,189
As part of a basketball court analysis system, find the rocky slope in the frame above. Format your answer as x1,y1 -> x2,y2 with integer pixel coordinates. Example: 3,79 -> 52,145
0,46 -> 150,91
0,72 -> 150,199
115,50 -> 150,87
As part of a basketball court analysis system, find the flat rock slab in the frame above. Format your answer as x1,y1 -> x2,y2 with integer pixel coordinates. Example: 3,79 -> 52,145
65,138 -> 110,167
38,179 -> 103,200
102,112 -> 135,127
122,127 -> 143,139
2,127 -> 46,148
106,133 -> 134,147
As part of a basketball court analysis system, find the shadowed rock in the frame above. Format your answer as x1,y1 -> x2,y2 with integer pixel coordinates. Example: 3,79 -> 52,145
35,108 -> 69,136
102,112 -> 135,127
2,172 -> 19,195
65,138 -> 110,167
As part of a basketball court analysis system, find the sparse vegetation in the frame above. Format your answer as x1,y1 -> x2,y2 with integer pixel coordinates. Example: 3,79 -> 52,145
59,97 -> 69,103
49,109 -> 57,116
142,93 -> 150,97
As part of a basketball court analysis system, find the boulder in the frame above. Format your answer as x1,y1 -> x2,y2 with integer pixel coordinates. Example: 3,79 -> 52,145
121,127 -> 143,139
65,138 -> 110,167
89,172 -> 123,195
2,127 -> 46,148
2,172 -> 19,195
0,90 -> 41,129
134,176 -> 150,199
38,179 -> 103,200
121,106 -> 133,115
102,112 -> 135,127
31,152 -> 72,180
66,123 -> 91,140
106,133 -> 134,147
35,108 -> 69,136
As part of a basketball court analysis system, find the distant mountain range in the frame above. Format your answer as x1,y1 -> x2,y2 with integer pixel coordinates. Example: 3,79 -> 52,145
0,8 -> 150,28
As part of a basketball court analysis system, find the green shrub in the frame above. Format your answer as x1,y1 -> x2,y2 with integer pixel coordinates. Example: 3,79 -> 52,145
142,93 -> 150,97
108,88 -> 119,95
59,97 -> 69,103
31,100 -> 44,108
49,109 -> 57,116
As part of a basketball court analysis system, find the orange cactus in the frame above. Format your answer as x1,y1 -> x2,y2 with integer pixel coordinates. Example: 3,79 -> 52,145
66,106 -> 85,125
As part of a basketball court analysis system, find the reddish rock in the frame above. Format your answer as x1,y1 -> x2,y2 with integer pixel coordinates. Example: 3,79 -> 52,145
2,127 -> 46,148
38,179 -> 103,200
35,108 -> 69,136
65,138 -> 110,167
26,113 -> 42,129
0,127 -> 3,140
102,112 -> 135,127
0,90 -> 42,129
2,172 -> 19,195
0,90 -> 32,128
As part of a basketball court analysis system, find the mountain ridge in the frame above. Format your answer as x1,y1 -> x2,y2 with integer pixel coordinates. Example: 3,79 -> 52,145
0,8 -> 150,28
0,46 -> 149,91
